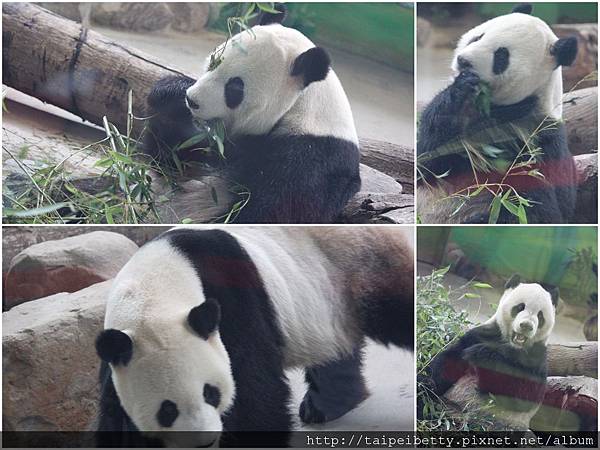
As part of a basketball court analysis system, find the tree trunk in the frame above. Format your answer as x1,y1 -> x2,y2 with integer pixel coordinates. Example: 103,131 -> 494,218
2,2 -> 186,134
563,87 -> 598,156
547,342 -> 598,379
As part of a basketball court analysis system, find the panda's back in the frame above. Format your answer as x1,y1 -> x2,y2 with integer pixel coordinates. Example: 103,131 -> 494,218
228,227 -> 362,367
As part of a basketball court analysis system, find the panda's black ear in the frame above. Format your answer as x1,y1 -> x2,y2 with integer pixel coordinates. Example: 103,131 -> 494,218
291,47 -> 331,88
188,298 -> 221,339
96,329 -> 133,366
505,274 -> 521,289
259,3 -> 287,25
551,37 -> 578,67
543,285 -> 560,307
512,3 -> 532,14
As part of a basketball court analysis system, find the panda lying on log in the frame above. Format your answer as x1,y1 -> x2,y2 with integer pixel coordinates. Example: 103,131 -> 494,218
418,274 -> 558,430
95,227 -> 414,447
143,5 -> 361,224
417,3 -> 579,224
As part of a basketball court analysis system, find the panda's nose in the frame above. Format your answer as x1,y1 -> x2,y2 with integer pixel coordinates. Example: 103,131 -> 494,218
457,56 -> 472,71
186,95 -> 200,110
157,400 -> 179,428
520,322 -> 533,332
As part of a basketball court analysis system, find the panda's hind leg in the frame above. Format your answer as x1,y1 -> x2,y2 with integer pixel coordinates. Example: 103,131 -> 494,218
299,344 -> 368,424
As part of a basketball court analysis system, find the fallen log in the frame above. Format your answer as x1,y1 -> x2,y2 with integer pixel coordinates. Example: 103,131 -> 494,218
532,376 -> 598,432
563,87 -> 598,156
3,2 -> 414,223
574,153 -> 598,224
547,342 -> 598,379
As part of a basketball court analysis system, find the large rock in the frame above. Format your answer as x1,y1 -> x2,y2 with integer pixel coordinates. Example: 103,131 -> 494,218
4,231 -> 137,309
90,3 -> 174,32
3,281 -> 111,431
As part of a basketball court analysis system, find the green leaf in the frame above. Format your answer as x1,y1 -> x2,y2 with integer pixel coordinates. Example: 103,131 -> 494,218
175,132 -> 208,151
464,293 -> 481,299
181,218 -> 193,224
256,3 -> 280,14
517,204 -> 528,224
488,195 -> 501,224
472,282 -> 493,289
4,202 -> 71,218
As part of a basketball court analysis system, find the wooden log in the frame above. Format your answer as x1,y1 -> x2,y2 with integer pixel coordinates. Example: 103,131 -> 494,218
563,87 -> 598,156
574,153 -> 598,224
359,138 -> 414,193
547,342 -> 598,379
532,376 -> 598,432
2,2 -> 190,134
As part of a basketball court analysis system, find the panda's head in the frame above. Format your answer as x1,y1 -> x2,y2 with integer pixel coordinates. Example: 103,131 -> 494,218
492,274 -> 558,348
185,6 -> 332,138
95,241 -> 235,446
452,3 -> 577,115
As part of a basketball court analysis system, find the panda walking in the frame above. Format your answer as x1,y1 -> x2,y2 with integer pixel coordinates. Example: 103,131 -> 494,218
95,226 -> 413,447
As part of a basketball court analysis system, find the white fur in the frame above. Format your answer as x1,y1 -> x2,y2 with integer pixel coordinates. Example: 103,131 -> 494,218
485,282 -> 556,346
452,12 -> 564,118
186,24 -> 358,143
105,239 -> 235,441
226,227 -> 361,367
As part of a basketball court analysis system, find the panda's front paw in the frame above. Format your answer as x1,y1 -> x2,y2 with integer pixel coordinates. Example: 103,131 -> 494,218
451,71 -> 480,99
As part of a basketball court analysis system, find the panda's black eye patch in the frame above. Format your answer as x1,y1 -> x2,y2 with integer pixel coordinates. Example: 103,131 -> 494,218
157,400 -> 179,428
203,383 -> 221,408
538,311 -> 545,328
225,77 -> 244,109
468,33 -> 484,45
511,303 -> 525,317
493,47 -> 510,74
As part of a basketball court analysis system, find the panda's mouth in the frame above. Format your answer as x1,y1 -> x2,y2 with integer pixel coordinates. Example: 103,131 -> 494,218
511,332 -> 528,347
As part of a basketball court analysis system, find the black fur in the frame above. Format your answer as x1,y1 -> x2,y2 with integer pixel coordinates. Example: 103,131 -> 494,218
418,321 -> 548,418
258,3 -> 287,25
95,329 -> 133,366
291,47 -> 331,88
225,77 -> 244,109
505,273 -> 521,289
228,134 -> 360,223
417,67 -> 577,223
492,47 -> 509,74
551,36 -> 578,67
156,400 -> 179,428
203,384 -> 221,409
143,75 -> 209,167
188,298 -> 221,339
299,343 -> 369,424
142,76 -> 361,224
512,3 -> 533,14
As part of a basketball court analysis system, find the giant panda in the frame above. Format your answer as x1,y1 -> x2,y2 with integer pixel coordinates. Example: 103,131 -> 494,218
417,3 -> 578,224
418,274 -> 558,430
144,6 -> 361,224
95,226 -> 413,447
